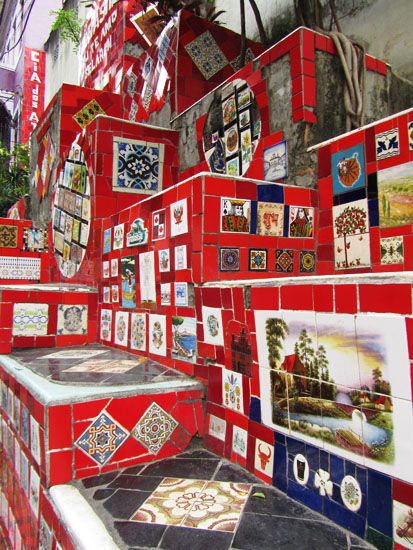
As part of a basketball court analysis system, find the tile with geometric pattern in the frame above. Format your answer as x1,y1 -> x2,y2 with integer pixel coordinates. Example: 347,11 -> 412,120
0,225 -> 18,248
131,402 -> 178,455
184,31 -> 228,80
276,249 -> 294,272
130,477 -> 250,532
76,411 -> 128,466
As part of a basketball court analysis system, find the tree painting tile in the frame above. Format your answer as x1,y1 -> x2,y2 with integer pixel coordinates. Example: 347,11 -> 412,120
333,198 -> 370,269
76,411 -> 128,466
57,305 -> 88,335
332,143 -> 366,196
113,137 -> 164,194
375,128 -> 400,160
257,202 -> 284,236
12,304 -> 49,336
131,403 -> 177,455
378,161 -> 413,228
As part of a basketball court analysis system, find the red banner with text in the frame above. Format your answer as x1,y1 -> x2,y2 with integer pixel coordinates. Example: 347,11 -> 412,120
21,48 -> 45,143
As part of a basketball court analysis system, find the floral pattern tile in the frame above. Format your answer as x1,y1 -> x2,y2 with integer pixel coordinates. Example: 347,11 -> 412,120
113,137 -> 164,194
76,411 -> 128,466
376,128 -> 399,160
131,477 -> 250,532
380,236 -> 404,264
57,305 -> 88,335
276,249 -> 294,272
131,402 -> 177,455
184,31 -> 228,80
12,304 -> 49,336
299,250 -> 316,273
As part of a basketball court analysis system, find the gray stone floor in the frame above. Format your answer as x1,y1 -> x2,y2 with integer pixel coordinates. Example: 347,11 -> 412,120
74,446 -> 374,549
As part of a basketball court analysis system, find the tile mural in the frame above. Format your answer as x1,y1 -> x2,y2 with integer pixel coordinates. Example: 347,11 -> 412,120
113,137 -> 164,194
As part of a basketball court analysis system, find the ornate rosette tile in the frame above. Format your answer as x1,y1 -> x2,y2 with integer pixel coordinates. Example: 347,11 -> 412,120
299,250 -> 316,273
219,247 -> 240,271
276,249 -> 294,272
76,412 -> 128,466
249,248 -> 267,271
0,225 -> 18,248
131,478 -> 250,532
131,402 -> 177,455
184,31 -> 228,80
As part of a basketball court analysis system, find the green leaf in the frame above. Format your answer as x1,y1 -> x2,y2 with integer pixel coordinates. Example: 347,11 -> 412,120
252,491 -> 266,499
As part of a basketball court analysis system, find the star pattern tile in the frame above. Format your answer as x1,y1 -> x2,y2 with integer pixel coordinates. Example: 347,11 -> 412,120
131,402 -> 178,455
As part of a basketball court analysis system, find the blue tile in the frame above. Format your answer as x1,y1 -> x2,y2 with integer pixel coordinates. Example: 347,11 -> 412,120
273,442 -> 287,493
324,498 -> 366,538
368,199 -> 379,226
283,206 -> 290,236
330,455 -> 344,484
274,431 -> 286,445
257,184 -> 284,203
345,461 -> 356,477
356,465 -> 367,495
305,443 -> 319,470
286,435 -> 305,458
367,470 -> 392,537
336,187 -> 366,205
287,479 -> 323,514
250,201 -> 258,234
249,397 -> 261,423
319,450 -> 329,471
331,483 -> 342,504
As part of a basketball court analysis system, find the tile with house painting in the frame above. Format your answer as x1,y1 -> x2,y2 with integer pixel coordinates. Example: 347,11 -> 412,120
255,309 -> 413,483
226,321 -> 253,377
263,140 -> 288,181
378,161 -> 413,228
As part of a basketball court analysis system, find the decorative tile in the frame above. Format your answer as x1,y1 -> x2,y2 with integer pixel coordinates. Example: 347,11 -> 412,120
299,250 -> 316,273
249,248 -> 267,271
100,309 -> 112,341
184,31 -> 228,80
230,47 -> 255,71
57,305 -> 88,335
221,198 -> 250,233
103,228 -> 111,254
76,411 -> 128,466
121,256 -> 136,308
226,156 -> 239,177
257,202 -> 284,236
39,516 -> 53,550
171,316 -> 197,364
160,283 -> 171,306
13,304 -> 48,336
152,209 -> 166,241
130,313 -> 146,351
0,225 -> 18,248
29,466 -> 40,517
73,99 -> 105,129
263,141 -> 288,181
340,475 -> 362,512
131,478 -> 250,533
111,258 -> 118,277
131,402 -> 177,455
229,322 -> 253,377
224,124 -> 239,157
174,282 -> 190,307
276,249 -> 294,272
127,218 -> 148,247
64,359 -> 143,374
113,223 -> 124,250
332,143 -> 366,196
208,414 -> 226,441
219,248 -> 240,271
142,84 -> 154,112
223,369 -> 243,413
0,256 -> 41,280
380,236 -> 404,264
170,199 -> 188,237
113,137 -> 164,194
114,311 -> 129,347
241,126 -> 252,171
378,161 -> 413,228
289,206 -> 314,238
409,121 -> 413,151
139,251 -> 156,303
149,314 -> 167,356
174,245 -> 187,270
254,438 -> 274,478
158,248 -> 170,272
376,128 -> 400,160
222,94 -> 237,126
314,469 -> 333,497
293,454 -> 309,486
103,286 -> 110,303
393,499 -> 413,549
202,306 -> 224,346
23,227 -> 48,252
44,349 -> 107,360
333,198 -> 370,269
232,426 -> 248,458
103,260 -> 110,278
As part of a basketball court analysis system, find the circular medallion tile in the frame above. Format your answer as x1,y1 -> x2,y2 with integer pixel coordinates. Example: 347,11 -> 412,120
340,475 -> 362,512
293,453 -> 309,486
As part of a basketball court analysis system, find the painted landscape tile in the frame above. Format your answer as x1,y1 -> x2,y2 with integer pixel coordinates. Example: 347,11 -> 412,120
378,161 -> 413,227
171,316 -> 197,363
255,310 -> 413,482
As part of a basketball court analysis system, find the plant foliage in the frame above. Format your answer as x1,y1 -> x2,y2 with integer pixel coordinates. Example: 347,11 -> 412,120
0,143 -> 30,217
50,9 -> 82,51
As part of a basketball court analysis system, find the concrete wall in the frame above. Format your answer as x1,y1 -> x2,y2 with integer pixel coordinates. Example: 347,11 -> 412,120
214,0 -> 413,81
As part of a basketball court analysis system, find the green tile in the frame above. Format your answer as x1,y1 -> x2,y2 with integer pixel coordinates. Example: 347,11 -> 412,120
366,527 -> 393,550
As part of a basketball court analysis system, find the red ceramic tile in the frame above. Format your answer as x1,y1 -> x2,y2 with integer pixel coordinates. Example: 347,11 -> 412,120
335,285 -> 358,313
313,284 -> 334,311
48,405 -> 72,450
359,284 -> 411,314
281,285 -> 313,310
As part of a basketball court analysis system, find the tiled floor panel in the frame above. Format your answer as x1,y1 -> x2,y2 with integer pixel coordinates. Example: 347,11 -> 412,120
11,345 -> 189,385
75,447 -> 374,549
